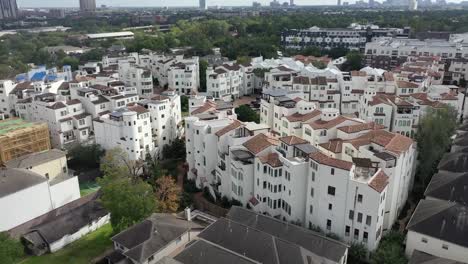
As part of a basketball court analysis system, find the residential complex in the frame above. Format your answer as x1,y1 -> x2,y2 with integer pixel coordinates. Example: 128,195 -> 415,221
0,0 -> 18,19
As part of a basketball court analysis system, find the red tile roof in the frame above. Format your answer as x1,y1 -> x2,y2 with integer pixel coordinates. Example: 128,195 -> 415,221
337,122 -> 385,134
215,120 -> 242,137
279,135 -> 308,146
345,130 -> 414,155
243,133 -> 279,155
309,116 -> 355,130
396,80 -> 419,89
368,170 -> 389,193
128,105 -> 149,114
285,110 -> 321,122
191,101 -> 217,115
309,152 -> 353,171
258,152 -> 283,167
319,139 -> 343,153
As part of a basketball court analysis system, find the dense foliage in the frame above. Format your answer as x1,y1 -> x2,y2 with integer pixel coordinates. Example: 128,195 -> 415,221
370,231 -> 407,264
415,106 -> 458,190
161,139 -> 187,160
155,176 -> 182,213
68,144 -> 105,169
235,105 -> 260,123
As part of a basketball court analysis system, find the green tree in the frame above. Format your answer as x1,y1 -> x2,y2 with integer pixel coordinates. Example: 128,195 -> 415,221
68,144 -> 105,169
235,105 -> 260,123
199,60 -> 209,92
162,139 -> 186,160
370,231 -> 407,264
348,243 -> 368,264
100,148 -> 145,181
0,232 -> 24,263
416,106 -> 457,188
155,176 -> 182,213
98,175 -> 155,233
343,51 -> 364,71
181,95 -> 189,113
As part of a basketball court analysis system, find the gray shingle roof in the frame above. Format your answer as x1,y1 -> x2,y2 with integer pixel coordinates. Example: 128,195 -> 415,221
425,171 -> 468,206
174,240 -> 258,264
5,149 -> 66,169
0,168 -> 47,198
438,153 -> 468,173
407,199 -> 468,248
409,250 -> 467,264
226,206 -> 348,263
112,214 -> 205,263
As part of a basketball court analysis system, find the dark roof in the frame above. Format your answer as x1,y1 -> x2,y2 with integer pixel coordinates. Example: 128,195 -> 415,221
0,168 -> 47,198
226,207 -> 348,263
198,218 -> 305,264
174,240 -> 257,264
91,95 -> 110,105
5,149 -> 66,169
409,250 -> 467,264
425,171 -> 468,206
46,102 -> 67,110
22,199 -> 108,244
407,199 -> 468,248
112,214 -> 205,263
438,153 -> 468,173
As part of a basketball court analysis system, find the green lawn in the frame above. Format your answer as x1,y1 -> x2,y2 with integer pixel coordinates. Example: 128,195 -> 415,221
19,224 -> 114,264
79,181 -> 100,197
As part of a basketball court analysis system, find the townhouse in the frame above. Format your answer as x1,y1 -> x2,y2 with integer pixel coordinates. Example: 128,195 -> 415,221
15,93 -> 93,149
93,104 -> 155,160
206,62 -> 256,101
118,60 -> 153,96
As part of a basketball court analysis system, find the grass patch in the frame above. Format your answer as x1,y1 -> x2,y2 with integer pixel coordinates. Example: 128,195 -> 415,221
79,181 -> 100,196
19,224 -> 113,264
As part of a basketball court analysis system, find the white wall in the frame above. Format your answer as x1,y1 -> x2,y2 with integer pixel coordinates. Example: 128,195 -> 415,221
49,176 -> 81,209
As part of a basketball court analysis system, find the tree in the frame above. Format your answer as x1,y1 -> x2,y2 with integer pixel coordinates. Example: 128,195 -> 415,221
98,175 -> 155,233
0,232 -> 24,263
416,106 -> 457,188
155,176 -> 182,213
199,60 -> 209,92
348,243 -> 368,264
68,144 -> 105,169
100,148 -> 145,181
181,95 -> 189,113
161,139 -> 186,160
343,51 -> 363,71
235,105 -> 260,123
370,231 -> 407,264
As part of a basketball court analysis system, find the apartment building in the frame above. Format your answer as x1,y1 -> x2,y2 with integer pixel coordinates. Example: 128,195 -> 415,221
93,105 -> 155,160
282,24 -> 409,51
15,93 -> 93,149
136,90 -> 182,157
118,60 -> 153,96
206,62 -> 256,101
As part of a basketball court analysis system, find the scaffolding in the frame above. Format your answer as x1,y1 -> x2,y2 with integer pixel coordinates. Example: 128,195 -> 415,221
0,118 -> 51,165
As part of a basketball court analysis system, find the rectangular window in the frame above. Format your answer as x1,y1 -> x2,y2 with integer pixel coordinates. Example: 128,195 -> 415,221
326,219 -> 332,231
310,188 -> 314,197
363,232 -> 368,243
354,229 -> 359,240
421,237 -> 428,243
331,168 -> 334,175
328,203 -> 332,210
357,213 -> 363,223
309,205 -> 313,214
358,194 -> 363,203
366,215 -> 371,226
349,210 -> 354,220
442,244 -> 449,250
328,186 -> 336,196
345,226 -> 350,236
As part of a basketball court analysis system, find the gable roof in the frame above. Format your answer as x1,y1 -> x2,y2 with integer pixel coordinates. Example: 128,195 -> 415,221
368,170 -> 389,193
215,120 -> 242,137
112,214 -> 205,263
309,152 -> 353,171
243,134 -> 279,155
258,152 -> 283,167
409,250 -> 466,264
337,122 -> 385,134
0,168 -> 47,198
309,116 -> 355,130
407,199 -> 468,248
438,153 -> 468,173
5,149 -> 66,169
226,206 -> 348,263
345,130 -> 414,155
279,135 -> 307,146
397,80 -> 419,89
425,171 -> 468,205
284,110 -> 321,122
174,240 -> 257,264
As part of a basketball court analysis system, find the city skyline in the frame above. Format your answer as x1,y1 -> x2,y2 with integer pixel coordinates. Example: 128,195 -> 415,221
16,0 -> 464,8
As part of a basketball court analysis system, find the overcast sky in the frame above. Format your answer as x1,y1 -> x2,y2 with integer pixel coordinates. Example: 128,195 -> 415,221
17,0 -> 461,8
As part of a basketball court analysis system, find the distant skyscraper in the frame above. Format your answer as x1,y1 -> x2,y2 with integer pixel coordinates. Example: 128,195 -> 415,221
290,0 -> 295,5
337,0 -> 342,5
409,0 -> 418,9
0,0 -> 18,20
199,0 -> 207,10
79,0 -> 96,12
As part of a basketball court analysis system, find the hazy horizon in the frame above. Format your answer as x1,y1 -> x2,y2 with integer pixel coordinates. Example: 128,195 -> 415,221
16,0 -> 464,8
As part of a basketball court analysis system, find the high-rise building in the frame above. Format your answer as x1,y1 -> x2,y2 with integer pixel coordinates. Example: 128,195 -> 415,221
199,0 -> 207,10
337,0 -> 342,5
290,0 -> 295,6
0,0 -> 18,20
79,0 -> 96,12
409,0 -> 418,9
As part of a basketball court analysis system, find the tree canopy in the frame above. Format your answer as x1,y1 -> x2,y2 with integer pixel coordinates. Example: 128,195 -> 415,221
155,176 -> 182,213
0,232 -> 24,263
370,231 -> 407,264
235,105 -> 260,123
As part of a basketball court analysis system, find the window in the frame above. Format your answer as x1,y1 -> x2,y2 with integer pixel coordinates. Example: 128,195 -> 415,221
326,219 -> 332,231
363,232 -> 368,243
310,188 -> 314,197
79,119 -> 85,126
328,203 -> 332,210
311,171 -> 315,181
366,215 -> 371,226
148,255 -> 154,261
354,229 -> 359,240
421,237 -> 428,243
442,244 -> 449,250
345,226 -> 350,236
309,205 -> 313,214
349,210 -> 354,220
357,213 -> 363,223
358,194 -> 363,203
328,186 -> 336,196
330,168 -> 334,175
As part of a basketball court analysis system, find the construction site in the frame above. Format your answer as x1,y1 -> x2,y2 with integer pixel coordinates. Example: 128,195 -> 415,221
0,118 -> 51,165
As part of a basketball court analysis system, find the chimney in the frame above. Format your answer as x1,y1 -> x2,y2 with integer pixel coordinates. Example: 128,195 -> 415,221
185,207 -> 191,221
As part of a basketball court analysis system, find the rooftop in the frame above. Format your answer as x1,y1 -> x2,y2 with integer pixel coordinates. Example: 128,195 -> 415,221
0,168 -> 47,198
5,149 -> 66,169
